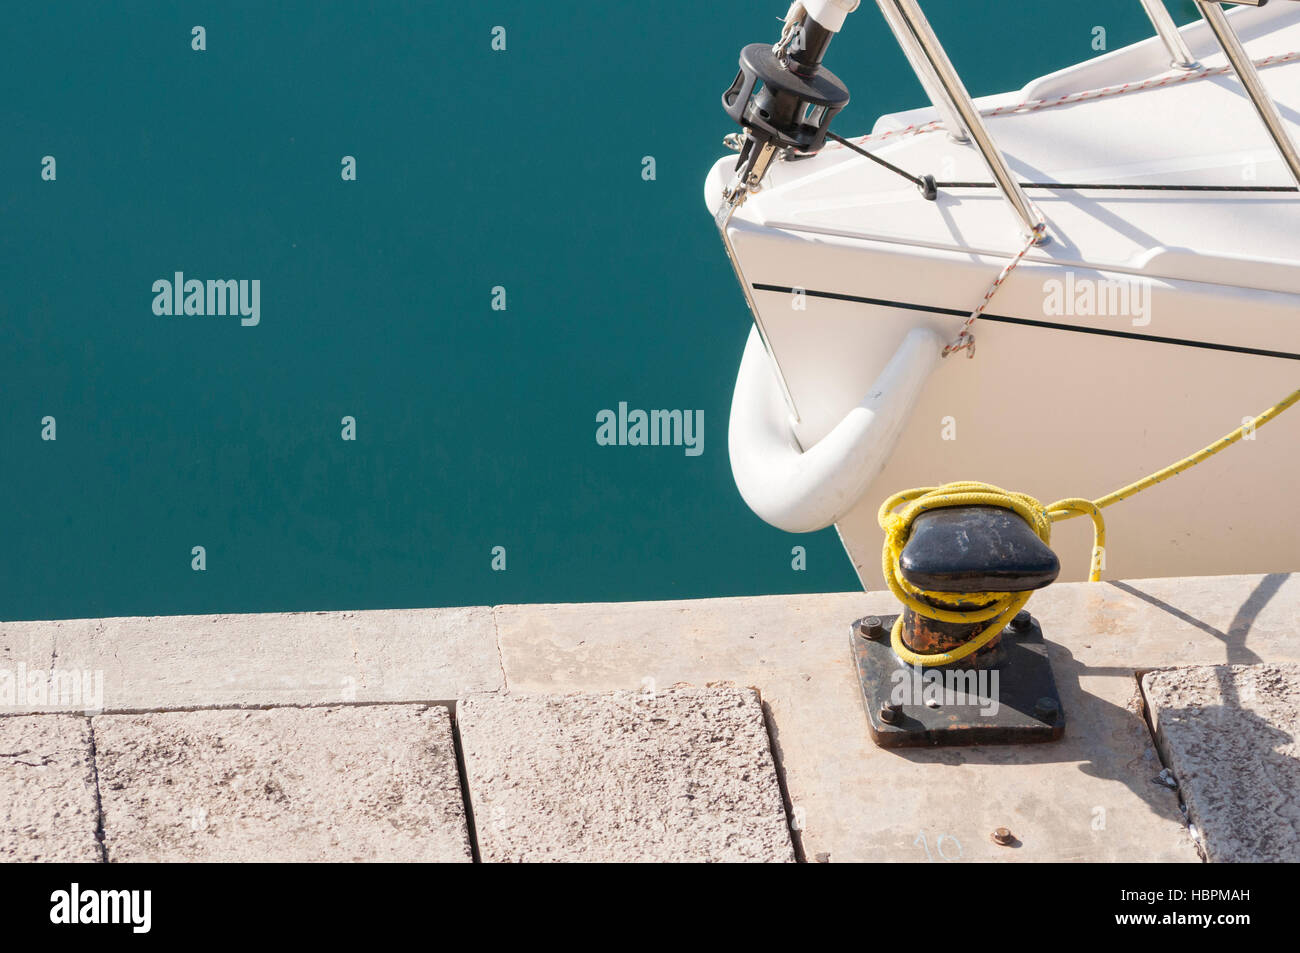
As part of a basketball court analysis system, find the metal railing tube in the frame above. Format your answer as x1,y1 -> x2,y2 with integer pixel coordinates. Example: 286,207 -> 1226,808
871,0 -> 970,142
887,0 -> 1047,244
1195,0 -> 1300,188
1140,0 -> 1200,70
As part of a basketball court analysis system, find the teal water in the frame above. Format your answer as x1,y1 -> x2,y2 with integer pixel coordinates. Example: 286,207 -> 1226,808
0,1 -> 1201,620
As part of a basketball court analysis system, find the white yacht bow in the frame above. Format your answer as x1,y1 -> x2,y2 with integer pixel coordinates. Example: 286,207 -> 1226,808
711,1 -> 1300,588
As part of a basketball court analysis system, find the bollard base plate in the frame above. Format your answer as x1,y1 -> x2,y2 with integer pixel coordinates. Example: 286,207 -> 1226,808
851,614 -> 1065,748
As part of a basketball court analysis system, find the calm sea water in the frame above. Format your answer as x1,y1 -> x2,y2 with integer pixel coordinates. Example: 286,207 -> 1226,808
0,1 -> 1198,620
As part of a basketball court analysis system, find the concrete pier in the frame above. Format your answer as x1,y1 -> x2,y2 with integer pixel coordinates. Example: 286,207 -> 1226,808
3,573 -> 1297,862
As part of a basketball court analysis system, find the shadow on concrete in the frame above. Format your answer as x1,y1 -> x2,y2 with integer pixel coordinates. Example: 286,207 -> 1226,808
888,644 -> 1187,825
1107,573 -> 1290,665
883,575 -> 1291,827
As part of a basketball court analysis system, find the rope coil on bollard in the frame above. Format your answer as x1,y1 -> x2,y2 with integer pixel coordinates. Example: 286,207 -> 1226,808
880,387 -> 1300,667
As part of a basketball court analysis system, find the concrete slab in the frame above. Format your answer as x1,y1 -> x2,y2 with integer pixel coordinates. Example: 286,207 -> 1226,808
493,575 -> 1300,861
1080,573 -> 1300,668
1143,663 -> 1300,862
457,685 -> 795,862
0,621 -> 62,715
94,705 -> 471,862
1,715 -> 101,862
0,607 -> 502,712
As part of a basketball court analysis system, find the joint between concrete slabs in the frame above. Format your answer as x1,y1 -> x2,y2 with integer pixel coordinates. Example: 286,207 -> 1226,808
85,717 -> 109,863
754,690 -> 807,863
26,692 -> 793,864
1131,671 -> 1207,863
84,699 -> 465,717
0,699 -> 472,719
1138,662 -> 1300,863
447,705 -> 484,863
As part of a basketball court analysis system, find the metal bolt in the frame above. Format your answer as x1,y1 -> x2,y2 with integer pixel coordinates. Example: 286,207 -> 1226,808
1010,610 -> 1033,633
1034,696 -> 1059,723
879,702 -> 902,725
992,827 -> 1014,846
856,616 -> 885,641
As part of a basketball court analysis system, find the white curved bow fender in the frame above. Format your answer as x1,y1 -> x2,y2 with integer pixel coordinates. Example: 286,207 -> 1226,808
728,325 -> 944,534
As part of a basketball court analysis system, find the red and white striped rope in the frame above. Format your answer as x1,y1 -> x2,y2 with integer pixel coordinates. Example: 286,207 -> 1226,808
982,49 -> 1300,119
829,50 -> 1300,149
942,223 -> 1045,358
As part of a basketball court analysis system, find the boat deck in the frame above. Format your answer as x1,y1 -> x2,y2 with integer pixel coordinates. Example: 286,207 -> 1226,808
739,2 -> 1300,294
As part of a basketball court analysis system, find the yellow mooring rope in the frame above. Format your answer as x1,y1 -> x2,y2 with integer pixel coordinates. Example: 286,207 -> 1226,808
880,386 -> 1300,667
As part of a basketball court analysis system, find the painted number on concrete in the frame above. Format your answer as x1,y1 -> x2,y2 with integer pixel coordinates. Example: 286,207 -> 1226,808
914,831 -> 963,861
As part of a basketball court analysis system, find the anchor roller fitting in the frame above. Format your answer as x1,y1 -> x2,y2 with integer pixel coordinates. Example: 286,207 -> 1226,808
851,504 -> 1068,747
719,9 -> 850,204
